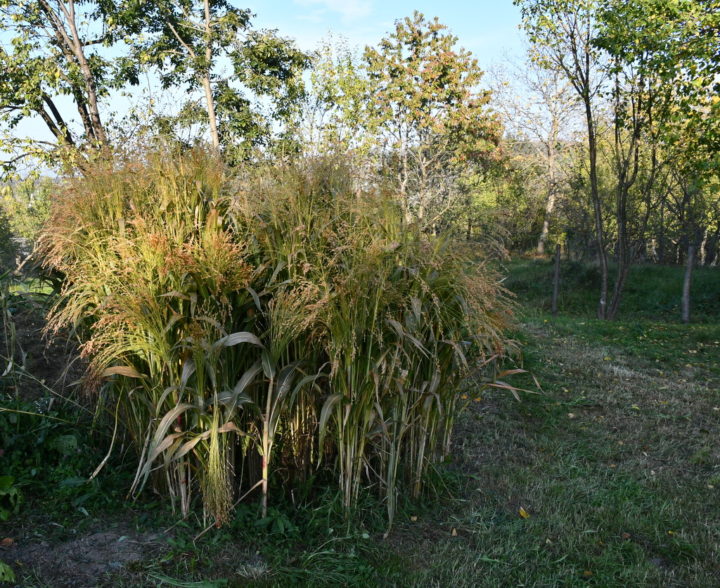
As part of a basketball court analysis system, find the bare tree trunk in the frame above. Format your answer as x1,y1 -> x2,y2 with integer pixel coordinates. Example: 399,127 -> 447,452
38,0 -> 107,146
700,228 -> 708,266
608,261 -> 630,320
61,0 -> 108,146
552,244 -> 561,316
537,130 -> 558,255
203,0 -> 220,149
608,184 -> 631,320
202,75 -> 220,149
585,104 -> 608,319
682,244 -> 695,324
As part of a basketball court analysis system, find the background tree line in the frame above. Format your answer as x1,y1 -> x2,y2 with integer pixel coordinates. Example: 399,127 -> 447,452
1,0 -> 718,320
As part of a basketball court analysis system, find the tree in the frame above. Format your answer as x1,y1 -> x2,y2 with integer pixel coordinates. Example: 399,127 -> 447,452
130,0 -> 310,159
0,1 -> 310,172
595,0 -> 720,314
303,36 -> 376,159
363,11 -> 500,226
490,50 -> 581,254
516,0 -> 610,316
516,0 -> 719,318
0,0 -> 127,170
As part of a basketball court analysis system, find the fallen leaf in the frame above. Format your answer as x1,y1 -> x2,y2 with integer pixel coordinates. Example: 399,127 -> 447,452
583,570 -> 593,577
0,538 -> 13,547
519,507 -> 530,519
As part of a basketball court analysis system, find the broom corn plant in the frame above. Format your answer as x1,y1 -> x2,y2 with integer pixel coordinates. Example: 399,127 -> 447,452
39,148 -> 512,528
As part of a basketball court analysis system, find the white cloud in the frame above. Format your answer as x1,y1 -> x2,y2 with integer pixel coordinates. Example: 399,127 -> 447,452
294,0 -> 373,23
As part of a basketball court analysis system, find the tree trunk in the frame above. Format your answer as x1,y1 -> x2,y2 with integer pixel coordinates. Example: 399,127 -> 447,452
537,130 -> 558,256
682,244 -> 695,324
203,0 -> 220,149
551,244 -> 561,316
585,102 -> 608,319
700,227 -> 708,266
62,0 -> 107,146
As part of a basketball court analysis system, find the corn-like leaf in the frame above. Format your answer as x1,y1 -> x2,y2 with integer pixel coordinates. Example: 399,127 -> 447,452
101,365 -> 144,379
216,362 -> 262,409
247,286 -> 262,311
180,359 -> 195,389
318,393 -> 343,452
212,332 -> 263,351
135,403 -> 194,488
261,350 -> 276,380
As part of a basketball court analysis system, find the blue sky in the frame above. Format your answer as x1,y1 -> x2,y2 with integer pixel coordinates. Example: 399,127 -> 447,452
245,0 -> 526,69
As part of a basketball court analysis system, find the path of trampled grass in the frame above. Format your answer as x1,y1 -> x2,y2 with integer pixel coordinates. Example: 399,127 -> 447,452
386,314 -> 720,586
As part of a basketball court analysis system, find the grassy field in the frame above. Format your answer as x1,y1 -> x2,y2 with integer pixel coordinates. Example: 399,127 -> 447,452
2,259 -> 719,586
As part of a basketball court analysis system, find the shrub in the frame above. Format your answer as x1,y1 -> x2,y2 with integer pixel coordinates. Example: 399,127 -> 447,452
39,148 -> 512,527
0,209 -> 16,270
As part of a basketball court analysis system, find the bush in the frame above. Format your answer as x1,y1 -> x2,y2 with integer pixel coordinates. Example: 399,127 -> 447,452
39,148 -> 512,526
0,209 -> 16,270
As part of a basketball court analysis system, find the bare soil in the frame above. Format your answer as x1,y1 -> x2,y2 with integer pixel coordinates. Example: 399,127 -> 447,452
3,526 -> 166,587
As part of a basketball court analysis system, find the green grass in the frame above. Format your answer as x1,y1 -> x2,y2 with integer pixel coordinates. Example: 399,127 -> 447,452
4,259 -> 720,586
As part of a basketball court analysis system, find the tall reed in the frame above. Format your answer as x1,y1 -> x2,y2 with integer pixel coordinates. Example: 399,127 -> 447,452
40,148 -> 512,526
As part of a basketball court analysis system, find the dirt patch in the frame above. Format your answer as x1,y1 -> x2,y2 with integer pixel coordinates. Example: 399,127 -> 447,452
4,528 -> 166,587
2,291 -> 86,402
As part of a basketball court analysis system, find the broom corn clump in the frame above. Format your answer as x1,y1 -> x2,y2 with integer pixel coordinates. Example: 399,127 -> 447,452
39,148 -> 512,527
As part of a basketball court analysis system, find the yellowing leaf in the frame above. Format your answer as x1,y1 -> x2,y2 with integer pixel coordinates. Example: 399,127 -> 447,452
519,507 -> 530,519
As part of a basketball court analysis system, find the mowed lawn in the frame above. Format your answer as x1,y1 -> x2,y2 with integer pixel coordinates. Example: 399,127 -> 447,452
387,312 -> 720,587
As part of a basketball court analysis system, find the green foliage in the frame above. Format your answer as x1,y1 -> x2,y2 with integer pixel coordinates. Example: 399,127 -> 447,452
363,12 -> 500,225
0,0 -> 120,166
305,36 -> 376,158
39,148 -> 512,527
595,0 -> 720,152
0,1 -> 310,173
126,0 -> 310,158
0,210 -> 15,270
0,560 -> 14,583
0,394 -> 124,513
1,175 -> 52,243
0,475 -> 21,520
